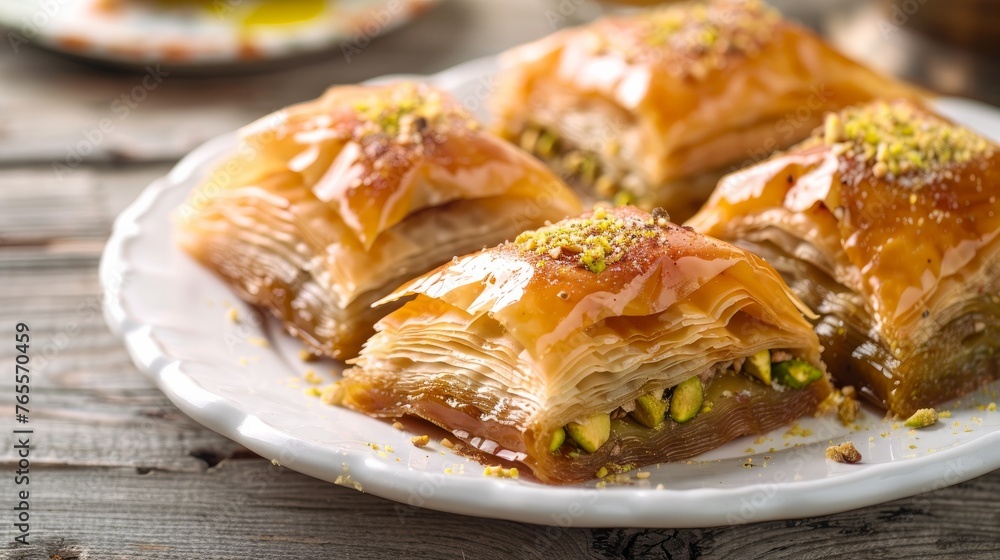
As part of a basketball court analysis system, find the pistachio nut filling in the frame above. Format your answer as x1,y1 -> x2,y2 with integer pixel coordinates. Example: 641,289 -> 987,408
553,349 -> 823,455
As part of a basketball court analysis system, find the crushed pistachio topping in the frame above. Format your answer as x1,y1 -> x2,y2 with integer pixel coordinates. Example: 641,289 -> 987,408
903,407 -> 937,429
609,0 -> 779,78
821,101 -> 993,185
351,83 -> 477,143
514,207 -> 660,274
410,434 -> 430,447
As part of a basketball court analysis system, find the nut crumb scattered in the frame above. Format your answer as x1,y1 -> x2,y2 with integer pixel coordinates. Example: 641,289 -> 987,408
938,410 -> 952,418
838,392 -> 861,425
410,435 -> 430,448
302,387 -> 321,397
595,466 -> 609,479
825,441 -> 862,464
392,421 -> 404,430
483,465 -> 518,479
248,337 -> 269,347
636,471 -> 650,479
903,408 -> 937,429
440,438 -> 455,449
303,369 -> 322,385
784,424 -> 812,438
227,308 -> 239,323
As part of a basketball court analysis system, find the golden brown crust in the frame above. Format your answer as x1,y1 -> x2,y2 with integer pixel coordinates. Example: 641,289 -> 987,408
493,0 -> 923,214
385,206 -> 819,364
689,100 -> 999,343
176,82 -> 583,359
343,207 -> 832,482
688,99 -> 1000,415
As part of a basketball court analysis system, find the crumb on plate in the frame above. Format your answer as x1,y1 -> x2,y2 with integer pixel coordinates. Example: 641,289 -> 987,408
825,441 -> 862,464
303,369 -> 323,385
484,465 -> 518,479
904,408 -> 937,429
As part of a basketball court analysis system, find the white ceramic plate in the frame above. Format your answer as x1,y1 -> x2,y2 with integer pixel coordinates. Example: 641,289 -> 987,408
0,0 -> 438,67
101,56 -> 1000,528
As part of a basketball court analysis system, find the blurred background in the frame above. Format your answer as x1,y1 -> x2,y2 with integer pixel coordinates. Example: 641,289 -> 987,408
0,3 -> 997,556
0,0 -> 996,173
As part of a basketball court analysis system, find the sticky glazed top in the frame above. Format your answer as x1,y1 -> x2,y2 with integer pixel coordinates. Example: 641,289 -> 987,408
224,81 -> 580,249
380,206 -> 822,394
688,99 -> 1000,346
492,0 -> 922,186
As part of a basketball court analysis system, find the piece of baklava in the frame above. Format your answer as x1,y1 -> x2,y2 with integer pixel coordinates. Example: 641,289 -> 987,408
339,206 -> 832,484
176,82 -> 583,360
688,99 -> 999,416
493,0 -> 921,221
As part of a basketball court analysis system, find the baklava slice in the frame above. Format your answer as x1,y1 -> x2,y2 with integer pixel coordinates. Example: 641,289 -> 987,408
688,99 -> 999,416
176,82 -> 582,360
493,0 -> 920,221
340,206 -> 832,484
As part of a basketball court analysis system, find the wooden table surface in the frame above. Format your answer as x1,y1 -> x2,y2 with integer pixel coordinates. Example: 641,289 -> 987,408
1,1 -> 998,558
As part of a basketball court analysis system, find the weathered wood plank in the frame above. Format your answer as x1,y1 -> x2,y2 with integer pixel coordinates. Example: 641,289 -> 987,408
0,461 -> 997,560
0,166 -> 169,247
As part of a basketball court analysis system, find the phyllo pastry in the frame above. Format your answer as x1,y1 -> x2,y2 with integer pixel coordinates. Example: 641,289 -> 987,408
340,206 -> 833,484
176,82 -> 583,360
492,0 -> 920,221
687,99 -> 1000,416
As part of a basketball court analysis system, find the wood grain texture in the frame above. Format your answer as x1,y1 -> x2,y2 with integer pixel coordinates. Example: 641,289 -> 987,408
0,167 -> 998,559
0,1 -> 998,557
0,0 -> 562,166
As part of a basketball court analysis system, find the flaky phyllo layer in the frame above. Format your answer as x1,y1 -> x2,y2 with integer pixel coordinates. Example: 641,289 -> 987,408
688,99 -> 1000,416
492,0 -> 921,221
175,82 -> 582,359
342,207 -> 832,483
